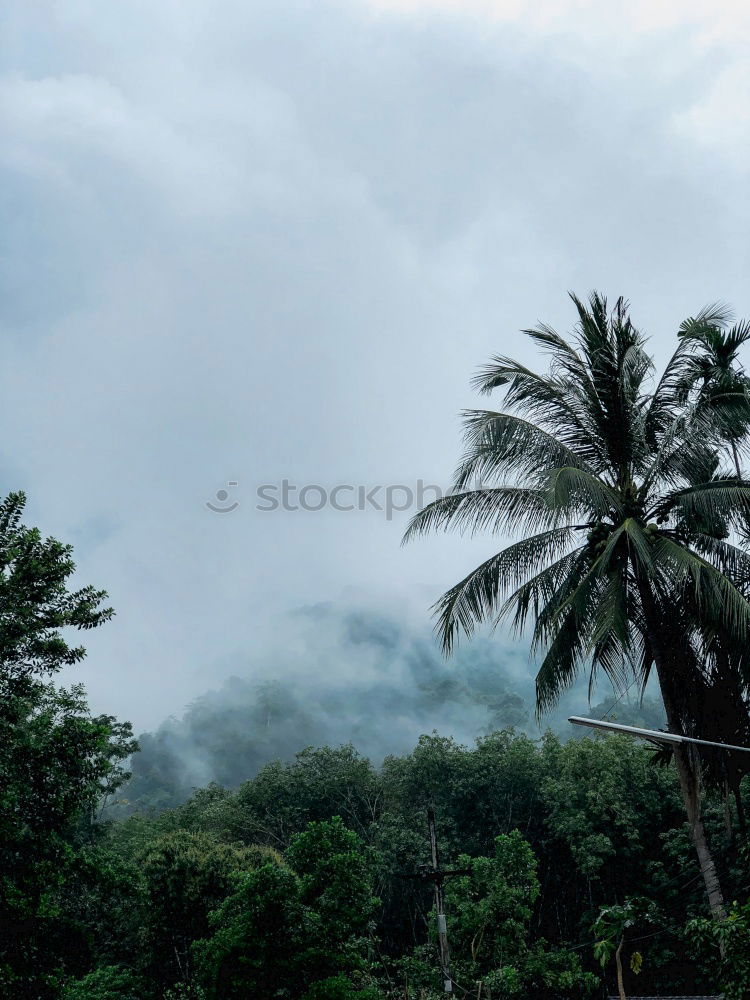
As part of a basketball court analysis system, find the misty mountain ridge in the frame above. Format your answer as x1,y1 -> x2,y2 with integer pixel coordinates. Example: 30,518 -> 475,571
121,603 -> 665,812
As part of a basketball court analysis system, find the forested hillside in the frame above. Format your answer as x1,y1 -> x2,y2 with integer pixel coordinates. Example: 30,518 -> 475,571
120,605 -> 666,812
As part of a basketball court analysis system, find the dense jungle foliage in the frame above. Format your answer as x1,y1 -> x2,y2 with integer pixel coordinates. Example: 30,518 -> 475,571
7,711 -> 750,999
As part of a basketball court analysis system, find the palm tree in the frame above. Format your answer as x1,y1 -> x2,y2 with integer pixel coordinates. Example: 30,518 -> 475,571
404,292 -> 750,919
679,316 -> 750,838
679,318 -> 750,481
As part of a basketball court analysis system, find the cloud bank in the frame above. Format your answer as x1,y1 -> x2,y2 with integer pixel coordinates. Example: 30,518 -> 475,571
0,0 -> 747,729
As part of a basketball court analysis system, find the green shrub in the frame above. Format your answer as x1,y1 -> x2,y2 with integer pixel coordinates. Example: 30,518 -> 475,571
301,974 -> 381,1000
62,965 -> 142,1000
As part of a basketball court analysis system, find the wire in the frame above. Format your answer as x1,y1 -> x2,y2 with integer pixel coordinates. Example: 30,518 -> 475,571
566,866 -> 709,955
597,675 -> 643,722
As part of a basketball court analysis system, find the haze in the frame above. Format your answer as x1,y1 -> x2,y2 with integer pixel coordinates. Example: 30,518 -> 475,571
1,0 -> 747,732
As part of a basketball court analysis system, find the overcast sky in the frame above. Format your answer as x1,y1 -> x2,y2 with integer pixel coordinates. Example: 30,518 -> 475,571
1,0 -> 748,730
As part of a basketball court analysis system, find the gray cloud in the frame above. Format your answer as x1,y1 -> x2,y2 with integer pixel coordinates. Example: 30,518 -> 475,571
0,0 -> 748,729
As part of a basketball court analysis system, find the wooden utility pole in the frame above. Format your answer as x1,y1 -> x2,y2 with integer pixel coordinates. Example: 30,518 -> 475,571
396,807 -> 470,994
428,807 -> 452,993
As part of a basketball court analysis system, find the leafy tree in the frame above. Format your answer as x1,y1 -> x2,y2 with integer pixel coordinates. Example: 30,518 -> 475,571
61,964 -> 143,1000
687,900 -> 750,1000
301,975 -> 380,1000
0,492 -> 134,998
195,819 -> 379,999
162,986 -> 207,1000
445,831 -> 595,998
446,831 -> 539,972
194,864 -> 306,999
593,899 -> 654,1000
0,682 -> 135,998
405,293 -> 750,917
539,734 -> 682,913
0,492 -> 113,690
286,817 -> 378,980
139,830 -> 269,991
228,745 -> 381,848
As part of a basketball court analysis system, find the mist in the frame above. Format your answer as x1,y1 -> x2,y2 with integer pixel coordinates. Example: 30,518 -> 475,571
1,0 -> 748,734
121,602 -> 666,810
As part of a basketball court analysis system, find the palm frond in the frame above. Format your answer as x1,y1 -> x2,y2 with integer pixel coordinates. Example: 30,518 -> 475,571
588,571 -> 633,680
534,605 -> 587,715
497,548 -> 587,636
597,519 -> 653,575
640,403 -> 719,491
521,324 -> 597,395
453,411 -> 592,490
723,319 -> 750,353
690,534 -> 750,586
401,487 -> 557,544
657,480 -> 750,531
544,466 -> 622,520
432,528 -> 579,653
469,363 -> 604,465
653,535 -> 750,639
678,303 -> 734,339
644,338 -> 696,441
532,560 -> 605,715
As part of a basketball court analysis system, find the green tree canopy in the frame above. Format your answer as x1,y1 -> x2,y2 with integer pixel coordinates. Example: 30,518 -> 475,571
139,830 -> 270,990
195,819 -> 379,1000
0,492 -> 113,691
0,493 -> 134,999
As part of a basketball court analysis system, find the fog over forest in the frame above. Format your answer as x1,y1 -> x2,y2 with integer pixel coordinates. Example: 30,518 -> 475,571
123,602 -> 666,810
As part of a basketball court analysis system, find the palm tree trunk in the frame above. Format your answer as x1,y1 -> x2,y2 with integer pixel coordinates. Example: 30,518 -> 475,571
664,699 -> 727,918
655,672 -> 726,919
638,586 -> 727,920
